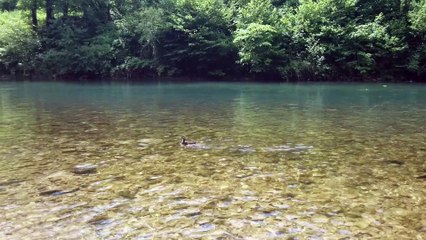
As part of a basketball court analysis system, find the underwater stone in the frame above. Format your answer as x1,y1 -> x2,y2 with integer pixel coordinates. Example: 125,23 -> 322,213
0,179 -> 23,187
311,215 -> 329,223
137,138 -> 162,149
39,189 -> 63,196
39,188 -> 79,196
338,229 -> 352,235
137,138 -> 161,144
137,143 -> 149,149
384,160 -> 405,165
263,144 -> 313,153
236,145 -> 256,153
87,214 -> 110,225
61,148 -> 77,153
415,174 -> 426,179
72,164 -> 97,174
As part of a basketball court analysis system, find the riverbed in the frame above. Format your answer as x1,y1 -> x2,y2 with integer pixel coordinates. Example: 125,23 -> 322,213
0,82 -> 425,239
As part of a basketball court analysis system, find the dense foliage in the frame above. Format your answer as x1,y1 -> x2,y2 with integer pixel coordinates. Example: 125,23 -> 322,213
0,0 -> 425,81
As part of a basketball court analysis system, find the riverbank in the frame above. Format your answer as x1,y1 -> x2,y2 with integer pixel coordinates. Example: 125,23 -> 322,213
1,73 -> 423,83
2,1 -> 426,86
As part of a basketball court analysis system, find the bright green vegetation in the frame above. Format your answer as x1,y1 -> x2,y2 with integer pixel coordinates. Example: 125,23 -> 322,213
0,82 -> 425,238
1,0 -> 426,81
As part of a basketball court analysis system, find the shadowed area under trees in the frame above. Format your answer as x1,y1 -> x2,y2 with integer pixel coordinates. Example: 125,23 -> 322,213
0,0 -> 425,81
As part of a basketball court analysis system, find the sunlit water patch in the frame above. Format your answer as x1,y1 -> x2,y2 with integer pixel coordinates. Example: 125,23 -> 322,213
0,82 -> 425,239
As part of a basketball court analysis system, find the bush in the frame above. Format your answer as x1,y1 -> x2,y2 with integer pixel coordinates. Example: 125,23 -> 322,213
0,10 -> 40,75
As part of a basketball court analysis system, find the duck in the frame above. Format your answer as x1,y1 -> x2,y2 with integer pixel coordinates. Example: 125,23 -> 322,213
180,136 -> 196,146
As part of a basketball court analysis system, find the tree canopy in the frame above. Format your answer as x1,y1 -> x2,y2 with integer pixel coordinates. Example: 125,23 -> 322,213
0,0 -> 425,81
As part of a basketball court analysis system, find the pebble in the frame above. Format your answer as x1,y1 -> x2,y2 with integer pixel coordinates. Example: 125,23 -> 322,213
72,164 -> 97,174
39,188 -> 79,196
263,144 -> 313,153
384,160 -> 405,165
237,145 -> 256,153
137,143 -> 149,149
338,229 -> 352,235
311,215 -> 329,223
61,148 -> 77,153
415,174 -> 426,179
137,138 -> 161,144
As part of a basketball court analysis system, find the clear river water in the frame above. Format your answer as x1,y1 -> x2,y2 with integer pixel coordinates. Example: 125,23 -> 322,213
0,82 -> 425,239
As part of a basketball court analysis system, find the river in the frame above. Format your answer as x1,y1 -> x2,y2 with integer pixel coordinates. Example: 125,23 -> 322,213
0,82 -> 425,239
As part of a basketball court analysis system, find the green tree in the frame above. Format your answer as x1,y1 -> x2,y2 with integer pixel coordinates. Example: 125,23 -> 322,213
0,0 -> 18,11
233,23 -> 283,74
280,0 -> 404,80
408,0 -> 426,77
0,10 -> 40,75
46,0 -> 54,26
161,0 -> 237,77
20,0 -> 39,29
114,7 -> 167,76
40,23 -> 117,77
0,0 -> 423,81
233,0 -> 285,76
410,0 -> 426,32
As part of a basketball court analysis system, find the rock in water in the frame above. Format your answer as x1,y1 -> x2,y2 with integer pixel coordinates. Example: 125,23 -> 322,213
39,188 -> 79,196
416,174 -> 426,179
236,145 -> 256,153
137,138 -> 161,145
384,160 -> 405,166
72,164 -> 97,174
263,144 -> 313,153
136,138 -> 161,149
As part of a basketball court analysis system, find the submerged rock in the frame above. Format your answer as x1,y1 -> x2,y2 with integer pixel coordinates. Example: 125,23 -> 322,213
311,215 -> 329,223
72,164 -> 97,174
117,186 -> 140,199
39,188 -> 79,196
236,145 -> 256,153
263,144 -> 313,153
294,144 -> 314,151
416,174 -> 426,179
37,170 -> 80,196
61,148 -> 77,153
39,189 -> 62,196
263,145 -> 292,152
137,138 -> 161,144
0,179 -> 24,187
137,143 -> 150,149
87,214 -> 110,225
384,160 -> 405,165
137,138 -> 162,149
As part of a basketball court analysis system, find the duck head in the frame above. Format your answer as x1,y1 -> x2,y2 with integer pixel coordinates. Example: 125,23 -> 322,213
181,136 -> 187,145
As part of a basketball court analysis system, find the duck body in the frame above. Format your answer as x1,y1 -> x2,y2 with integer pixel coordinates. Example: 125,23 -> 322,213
181,136 -> 196,146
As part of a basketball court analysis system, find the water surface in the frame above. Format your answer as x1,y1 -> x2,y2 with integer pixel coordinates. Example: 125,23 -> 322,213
0,82 -> 425,239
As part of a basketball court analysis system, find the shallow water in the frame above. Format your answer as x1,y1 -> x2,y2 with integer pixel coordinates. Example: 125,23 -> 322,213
0,82 -> 425,239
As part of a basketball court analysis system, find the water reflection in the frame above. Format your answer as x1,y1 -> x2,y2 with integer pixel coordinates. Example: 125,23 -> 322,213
0,82 -> 425,239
